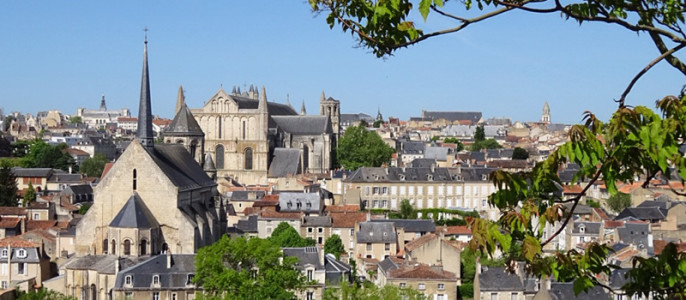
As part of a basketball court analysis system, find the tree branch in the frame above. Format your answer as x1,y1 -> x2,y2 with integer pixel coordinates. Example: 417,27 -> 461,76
649,32 -> 686,76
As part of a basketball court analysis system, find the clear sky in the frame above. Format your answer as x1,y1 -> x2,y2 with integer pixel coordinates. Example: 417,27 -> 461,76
1,1 -> 684,124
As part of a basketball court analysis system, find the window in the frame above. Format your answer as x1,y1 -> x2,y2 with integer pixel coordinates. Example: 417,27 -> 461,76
242,120 -> 246,140
132,169 -> 137,190
186,274 -> 195,285
381,200 -> 387,208
152,275 -> 160,285
1,249 -> 7,257
306,292 -> 314,300
33,213 -> 39,220
366,243 -> 372,251
350,229 -> 354,236
0,281 -> 6,289
418,283 -> 425,290
438,283 -> 445,290
491,293 -> 497,300
373,187 -> 379,194
152,292 -> 160,300
382,187 -> 388,194
111,240 -> 116,255
215,145 -> 225,169
125,275 -> 132,285
0,264 -> 5,275
140,239 -> 147,255
482,199 -> 487,207
385,243 -> 390,251
124,240 -> 131,256
318,227 -> 323,233
244,148 -> 253,170
318,237 -> 323,244
103,239 -> 108,254
308,228 -> 313,233
511,292 -> 518,300
124,292 -> 132,300
399,283 -> 406,288
307,269 -> 314,281
17,249 -> 26,258
171,293 -> 177,300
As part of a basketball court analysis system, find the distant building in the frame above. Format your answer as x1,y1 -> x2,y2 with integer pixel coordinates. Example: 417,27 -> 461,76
76,95 -> 131,129
541,101 -> 551,124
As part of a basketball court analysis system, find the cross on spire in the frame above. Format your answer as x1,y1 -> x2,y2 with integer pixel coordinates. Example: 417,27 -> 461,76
144,27 -> 149,44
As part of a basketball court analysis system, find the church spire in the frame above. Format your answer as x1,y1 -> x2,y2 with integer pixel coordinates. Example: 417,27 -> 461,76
137,31 -> 154,150
175,85 -> 185,116
320,91 -> 326,102
300,100 -> 307,115
258,85 -> 267,113
100,94 -> 107,111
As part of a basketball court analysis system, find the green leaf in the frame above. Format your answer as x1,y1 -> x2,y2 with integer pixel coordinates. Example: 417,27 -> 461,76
419,0 -> 431,21
522,235 -> 541,261
573,276 -> 594,295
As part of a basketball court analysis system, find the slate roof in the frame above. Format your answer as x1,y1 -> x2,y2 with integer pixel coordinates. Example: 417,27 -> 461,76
460,167 -> 497,181
149,143 -> 216,191
615,207 -> 666,221
0,246 -> 41,263
324,253 -> 351,284
340,113 -> 374,124
369,219 -> 435,233
63,255 -> 145,274
48,173 -> 83,183
617,222 -> 651,249
114,254 -> 196,290
400,141 -> 425,155
11,168 -> 53,178
64,184 -> 93,195
345,167 -> 459,183
409,158 -> 436,168
422,111 -> 482,124
272,115 -> 331,135
278,193 -> 321,214
109,193 -> 160,228
235,215 -> 258,233
636,200 -> 672,216
302,216 -> 332,227
283,247 -> 324,269
478,267 -> 524,291
356,222 -> 396,243
608,268 -> 630,290
571,222 -> 602,234
268,148 -> 301,177
230,191 -> 265,201
164,104 -> 204,136
549,282 -> 609,300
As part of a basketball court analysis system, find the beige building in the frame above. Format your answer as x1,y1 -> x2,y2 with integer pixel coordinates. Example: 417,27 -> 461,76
0,237 -> 51,291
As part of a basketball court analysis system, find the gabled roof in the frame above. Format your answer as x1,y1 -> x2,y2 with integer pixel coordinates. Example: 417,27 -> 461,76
615,207 -> 666,221
388,263 -> 456,280
278,193 -> 321,213
268,148 -> 301,178
330,212 -> 367,228
114,254 -> 196,289
478,266 -> 524,291
571,222 -> 602,234
356,222 -> 396,243
549,282 -> 609,300
283,247 -> 324,270
109,193 -> 159,228
149,143 -> 216,190
164,104 -> 204,136
272,115 -> 331,135
11,167 -> 53,178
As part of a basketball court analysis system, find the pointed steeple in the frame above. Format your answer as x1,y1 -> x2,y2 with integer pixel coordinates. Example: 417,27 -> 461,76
320,91 -> 326,102
175,85 -> 185,116
300,100 -> 307,115
137,33 -> 154,150
376,106 -> 383,122
100,95 -> 107,111
258,85 -> 268,113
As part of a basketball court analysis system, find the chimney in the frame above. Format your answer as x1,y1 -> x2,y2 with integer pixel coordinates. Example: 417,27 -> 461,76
167,249 -> 173,269
115,256 -> 120,275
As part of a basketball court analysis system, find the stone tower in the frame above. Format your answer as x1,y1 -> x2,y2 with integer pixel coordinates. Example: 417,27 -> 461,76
319,91 -> 340,142
541,101 -> 551,124
163,85 -> 206,165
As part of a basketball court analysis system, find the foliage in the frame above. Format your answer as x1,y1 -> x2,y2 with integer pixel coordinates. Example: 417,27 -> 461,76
0,137 -> 11,157
372,120 -> 383,128
0,161 -> 18,207
512,147 -> 529,160
443,137 -> 464,151
68,116 -> 83,124
460,247 -> 506,298
435,217 -> 466,226
624,243 -> 686,299
22,182 -> 36,206
80,153 -> 109,178
270,222 -> 316,247
585,198 -> 601,208
20,140 -> 74,171
337,124 -> 395,170
398,199 -> 416,219
11,140 -> 30,157
469,138 -> 502,151
607,192 -> 632,213
474,125 -> 485,142
78,203 -> 92,215
323,281 -> 426,300
2,116 -> 13,132
324,234 -> 345,259
195,235 -> 307,300
17,288 -> 75,300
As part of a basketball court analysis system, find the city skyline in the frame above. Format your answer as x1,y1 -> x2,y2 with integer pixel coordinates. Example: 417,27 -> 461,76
1,1 -> 683,124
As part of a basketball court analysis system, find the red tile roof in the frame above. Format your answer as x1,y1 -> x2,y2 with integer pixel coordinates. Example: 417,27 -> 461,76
330,212 -> 367,228
101,163 -> 115,178
0,236 -> 39,248
405,233 -> 437,251
259,211 -> 302,219
444,225 -> 472,235
0,207 -> 25,216
388,263 -> 457,280
0,217 -> 21,229
26,220 -> 57,231
325,205 -> 361,213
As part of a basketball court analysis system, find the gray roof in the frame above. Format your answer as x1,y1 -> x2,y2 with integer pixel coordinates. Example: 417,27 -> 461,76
459,167 -> 497,181
278,193 -> 321,213
615,207 -> 666,221
272,115 -> 331,135
230,191 -> 265,201
149,144 -> 216,190
356,222 -> 396,243
302,216 -> 332,227
617,222 -> 651,250
608,268 -> 630,290
324,254 -> 351,284
378,257 -> 398,274
636,200 -> 672,216
235,215 -> 258,233
424,147 -> 451,161
114,254 -> 196,290
268,148 -> 301,178
164,104 -> 204,137
549,282 -> 609,300
409,158 -> 436,168
478,266 -> 524,291
571,222 -> 602,235
109,193 -> 160,228
369,219 -> 435,233
11,168 -> 54,178
4,248 -> 41,263
422,111 -> 482,124
400,141 -> 425,155
340,113 -> 374,124
345,167 -> 459,183
48,173 -> 82,184
64,184 -> 93,195
283,247 -> 323,270
63,255 -> 145,274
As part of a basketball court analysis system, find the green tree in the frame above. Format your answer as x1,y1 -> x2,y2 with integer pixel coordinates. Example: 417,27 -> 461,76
195,235 -> 307,300
469,138 -> 502,151
22,181 -> 36,207
372,120 -> 383,128
78,203 -> 92,215
337,125 -> 395,170
80,153 -> 109,177
0,161 -> 18,207
323,281 -> 426,300
270,222 -> 315,247
398,199 -> 416,219
607,192 -> 632,214
0,137 -> 11,157
17,288 -> 76,300
68,116 -> 83,124
324,234 -> 345,259
442,137 -> 464,151
512,147 -> 529,160
2,116 -> 14,132
474,125 -> 485,142
21,140 -> 74,171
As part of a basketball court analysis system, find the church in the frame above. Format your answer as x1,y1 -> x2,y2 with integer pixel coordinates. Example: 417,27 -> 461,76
74,37 -> 226,258
166,83 -> 341,187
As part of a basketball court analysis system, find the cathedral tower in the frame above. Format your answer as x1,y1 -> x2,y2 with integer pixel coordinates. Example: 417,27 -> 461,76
319,91 -> 340,142
541,101 -> 551,124
163,86 -> 205,164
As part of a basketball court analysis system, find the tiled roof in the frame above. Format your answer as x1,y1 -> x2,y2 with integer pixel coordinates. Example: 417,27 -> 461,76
404,233 -> 437,251
330,212 -> 367,228
325,205 -> 360,213
444,225 -> 472,235
26,220 -> 58,231
0,217 -> 21,228
0,207 -> 26,215
0,236 -> 39,248
388,263 -> 456,280
259,211 -> 302,219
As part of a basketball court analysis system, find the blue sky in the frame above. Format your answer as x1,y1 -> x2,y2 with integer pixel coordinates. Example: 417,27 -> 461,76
1,1 -> 683,124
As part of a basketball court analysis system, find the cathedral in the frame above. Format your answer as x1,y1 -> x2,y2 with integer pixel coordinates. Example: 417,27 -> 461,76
167,84 -> 341,187
75,37 -> 226,257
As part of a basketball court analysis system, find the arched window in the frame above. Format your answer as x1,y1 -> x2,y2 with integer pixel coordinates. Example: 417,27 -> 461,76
190,140 -> 198,159
242,120 -> 247,140
91,284 -> 97,300
111,240 -> 116,255
302,145 -> 309,173
140,239 -> 147,256
103,239 -> 108,254
162,243 -> 168,254
244,148 -> 253,170
124,240 -> 131,256
132,169 -> 137,191
215,145 -> 224,169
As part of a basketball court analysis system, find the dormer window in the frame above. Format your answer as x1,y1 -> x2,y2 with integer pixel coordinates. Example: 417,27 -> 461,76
482,174 -> 488,180
17,249 -> 26,258
125,275 -> 132,286
399,174 -> 405,181
0,249 -> 7,257
427,175 -> 433,181
152,275 -> 160,286
579,225 -> 585,233
186,274 -> 195,285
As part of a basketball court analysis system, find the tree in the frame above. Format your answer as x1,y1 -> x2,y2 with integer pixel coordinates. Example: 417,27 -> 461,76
17,288 -> 75,300
80,153 -> 109,177
372,120 -> 383,128
337,124 -> 395,170
21,140 -> 74,171
474,125 -> 485,142
323,281 -> 426,300
606,192 -> 632,213
67,116 -> 82,124
23,181 -> 36,207
195,235 -> 307,299
78,203 -> 92,215
0,162 -> 18,207
2,116 -> 13,132
270,222 -> 316,247
469,138 -> 502,151
398,199 -> 416,219
442,137 -> 464,151
512,147 -> 529,160
0,137 -> 11,157
324,234 -> 345,259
